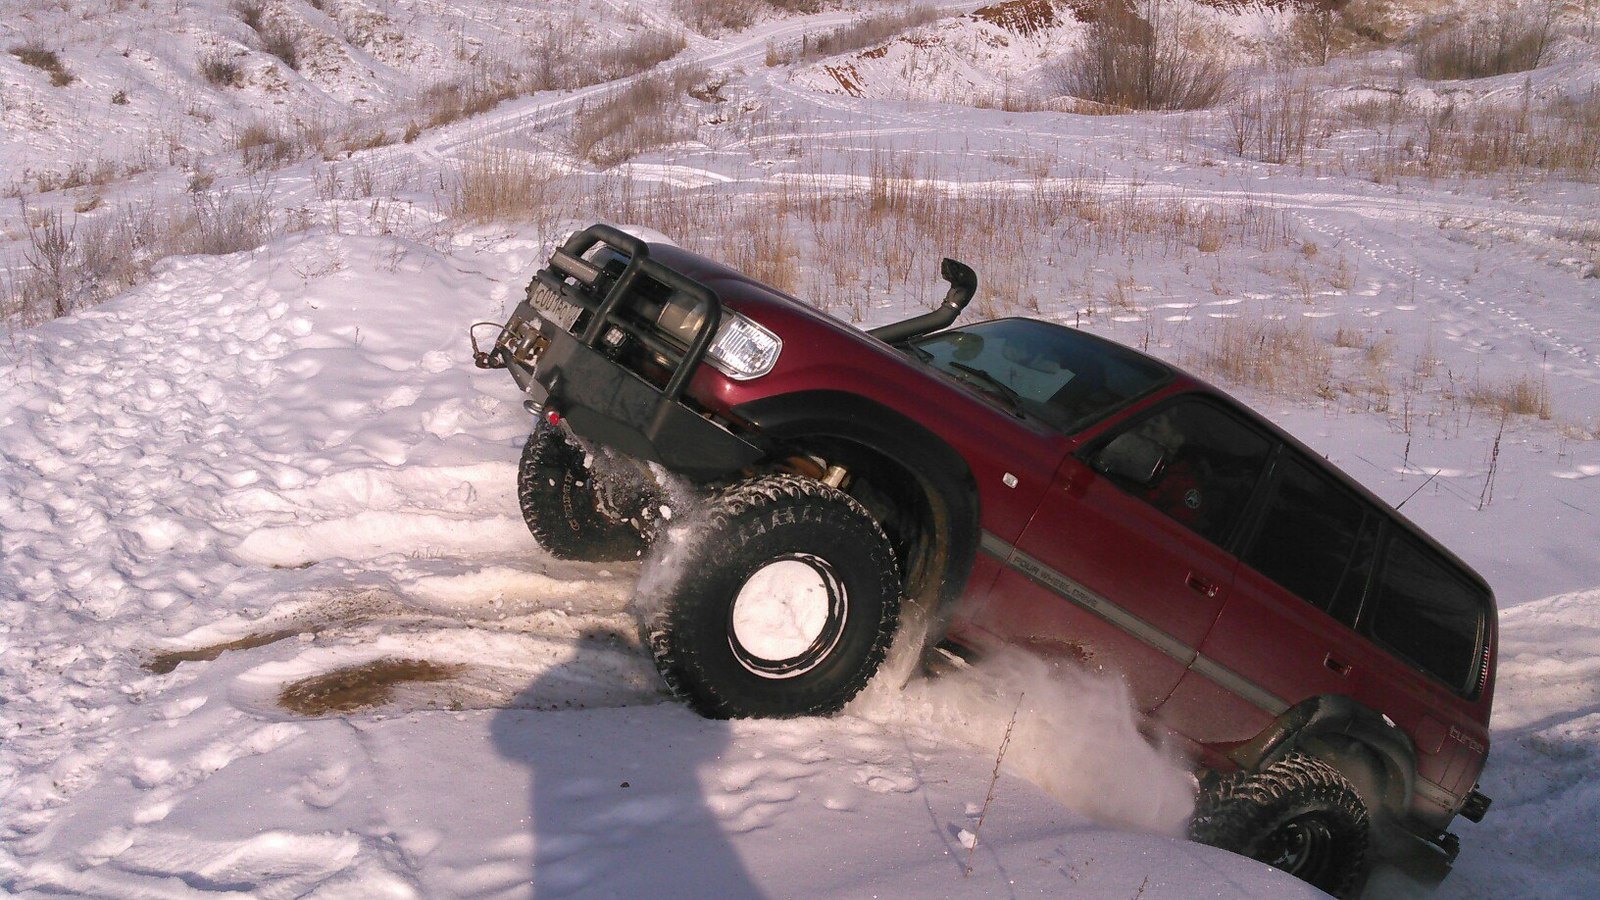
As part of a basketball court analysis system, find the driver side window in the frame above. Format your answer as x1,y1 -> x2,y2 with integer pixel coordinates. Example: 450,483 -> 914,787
1093,398 -> 1274,549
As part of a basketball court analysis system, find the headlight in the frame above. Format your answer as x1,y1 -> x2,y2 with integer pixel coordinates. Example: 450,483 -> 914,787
706,313 -> 782,380
655,296 -> 781,381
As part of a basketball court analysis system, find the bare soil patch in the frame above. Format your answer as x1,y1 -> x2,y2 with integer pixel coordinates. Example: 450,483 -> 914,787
278,658 -> 464,715
146,630 -> 300,674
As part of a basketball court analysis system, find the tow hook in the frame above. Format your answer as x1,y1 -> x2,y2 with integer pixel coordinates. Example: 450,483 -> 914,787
470,322 -> 508,369
1460,786 -> 1492,822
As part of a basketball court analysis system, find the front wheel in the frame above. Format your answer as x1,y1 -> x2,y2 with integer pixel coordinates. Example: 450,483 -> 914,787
636,475 -> 901,719
517,424 -> 661,561
1189,752 -> 1371,897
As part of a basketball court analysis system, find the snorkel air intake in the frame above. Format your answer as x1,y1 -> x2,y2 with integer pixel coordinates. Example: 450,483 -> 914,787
867,258 -> 978,345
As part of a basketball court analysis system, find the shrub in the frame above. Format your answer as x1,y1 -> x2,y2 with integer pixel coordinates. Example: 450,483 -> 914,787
5,183 -> 292,328
1288,2 -> 1341,66
1228,80 -> 1321,165
10,42 -> 75,86
200,51 -> 245,87
674,0 -> 827,35
258,20 -> 300,71
1052,0 -> 1229,112
1415,3 -> 1555,80
569,67 -> 706,166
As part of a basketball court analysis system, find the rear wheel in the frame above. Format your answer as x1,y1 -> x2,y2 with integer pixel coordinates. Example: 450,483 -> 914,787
1190,753 -> 1370,897
636,475 -> 901,718
517,424 -> 660,561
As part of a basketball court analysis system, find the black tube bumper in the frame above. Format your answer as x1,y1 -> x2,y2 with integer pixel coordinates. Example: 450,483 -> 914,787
510,322 -> 761,480
492,225 -> 763,481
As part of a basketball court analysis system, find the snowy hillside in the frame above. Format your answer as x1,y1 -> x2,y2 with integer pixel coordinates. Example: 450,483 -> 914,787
4,0 -> 1600,897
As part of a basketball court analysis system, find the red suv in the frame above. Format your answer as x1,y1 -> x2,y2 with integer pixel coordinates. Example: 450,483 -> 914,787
476,224 -> 1495,896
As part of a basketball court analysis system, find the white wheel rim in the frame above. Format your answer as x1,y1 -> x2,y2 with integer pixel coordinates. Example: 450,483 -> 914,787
728,555 -> 846,678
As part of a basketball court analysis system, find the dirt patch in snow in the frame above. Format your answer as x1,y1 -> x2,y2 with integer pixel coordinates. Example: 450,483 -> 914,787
278,658 -> 465,715
972,0 -> 1105,35
146,630 -> 301,674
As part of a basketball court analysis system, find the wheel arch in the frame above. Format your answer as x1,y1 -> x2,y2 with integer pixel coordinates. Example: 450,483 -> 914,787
731,390 -> 980,631
1233,694 -> 1419,822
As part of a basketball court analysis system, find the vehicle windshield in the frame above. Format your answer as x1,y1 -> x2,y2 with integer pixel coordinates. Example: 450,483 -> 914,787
908,318 -> 1171,433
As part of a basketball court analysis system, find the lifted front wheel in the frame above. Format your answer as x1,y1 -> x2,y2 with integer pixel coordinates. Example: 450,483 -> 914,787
635,474 -> 901,718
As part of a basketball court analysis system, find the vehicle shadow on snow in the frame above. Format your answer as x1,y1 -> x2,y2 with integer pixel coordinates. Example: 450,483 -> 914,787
490,628 -> 761,898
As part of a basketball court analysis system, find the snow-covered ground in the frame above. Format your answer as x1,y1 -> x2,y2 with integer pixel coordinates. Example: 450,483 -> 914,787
4,1 -> 1600,897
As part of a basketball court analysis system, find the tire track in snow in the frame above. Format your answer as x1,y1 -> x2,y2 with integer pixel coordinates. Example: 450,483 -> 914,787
1292,205 -> 1598,380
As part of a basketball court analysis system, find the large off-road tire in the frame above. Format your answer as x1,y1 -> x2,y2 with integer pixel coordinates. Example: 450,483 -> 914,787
637,474 -> 901,719
1189,752 -> 1371,898
517,424 -> 660,562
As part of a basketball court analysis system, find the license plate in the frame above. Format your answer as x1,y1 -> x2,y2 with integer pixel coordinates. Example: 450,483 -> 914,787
530,282 -> 580,332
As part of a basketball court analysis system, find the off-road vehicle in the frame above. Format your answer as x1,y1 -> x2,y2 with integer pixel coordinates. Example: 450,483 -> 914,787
474,223 -> 1496,896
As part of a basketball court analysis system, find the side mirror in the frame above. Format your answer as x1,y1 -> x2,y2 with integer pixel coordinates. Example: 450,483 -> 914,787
1092,431 -> 1166,486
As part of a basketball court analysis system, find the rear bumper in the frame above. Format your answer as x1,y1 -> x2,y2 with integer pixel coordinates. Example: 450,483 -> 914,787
1374,823 -> 1460,890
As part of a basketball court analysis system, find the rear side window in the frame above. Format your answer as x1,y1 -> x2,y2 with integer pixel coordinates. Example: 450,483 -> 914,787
1367,535 -> 1487,694
1242,453 -> 1373,617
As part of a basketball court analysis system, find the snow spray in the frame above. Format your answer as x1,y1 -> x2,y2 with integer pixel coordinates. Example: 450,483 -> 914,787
849,621 -> 1196,837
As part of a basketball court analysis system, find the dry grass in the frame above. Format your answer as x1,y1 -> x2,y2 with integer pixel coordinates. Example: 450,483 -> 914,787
5,183 -> 293,327
1266,74 -> 1598,183
234,0 -> 299,70
767,5 -> 942,65
674,0 -> 828,35
258,19 -> 300,71
592,149 -> 1300,324
10,42 -> 75,86
414,29 -> 686,136
199,50 -> 245,87
232,0 -> 265,32
236,120 -> 297,171
449,147 -> 567,224
570,67 -> 707,166
1469,373 -> 1551,419
1417,96 -> 1600,181
417,76 -> 518,131
1194,316 -> 1332,398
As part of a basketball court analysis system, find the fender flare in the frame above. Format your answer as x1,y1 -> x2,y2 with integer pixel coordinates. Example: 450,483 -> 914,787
1235,694 -> 1419,819
731,390 -> 980,625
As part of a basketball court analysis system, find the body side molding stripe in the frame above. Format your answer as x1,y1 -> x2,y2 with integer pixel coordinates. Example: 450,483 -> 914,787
979,531 -> 1288,716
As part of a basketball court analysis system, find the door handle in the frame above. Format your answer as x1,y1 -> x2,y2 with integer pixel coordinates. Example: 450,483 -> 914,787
1185,573 -> 1221,598
1324,654 -> 1352,677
